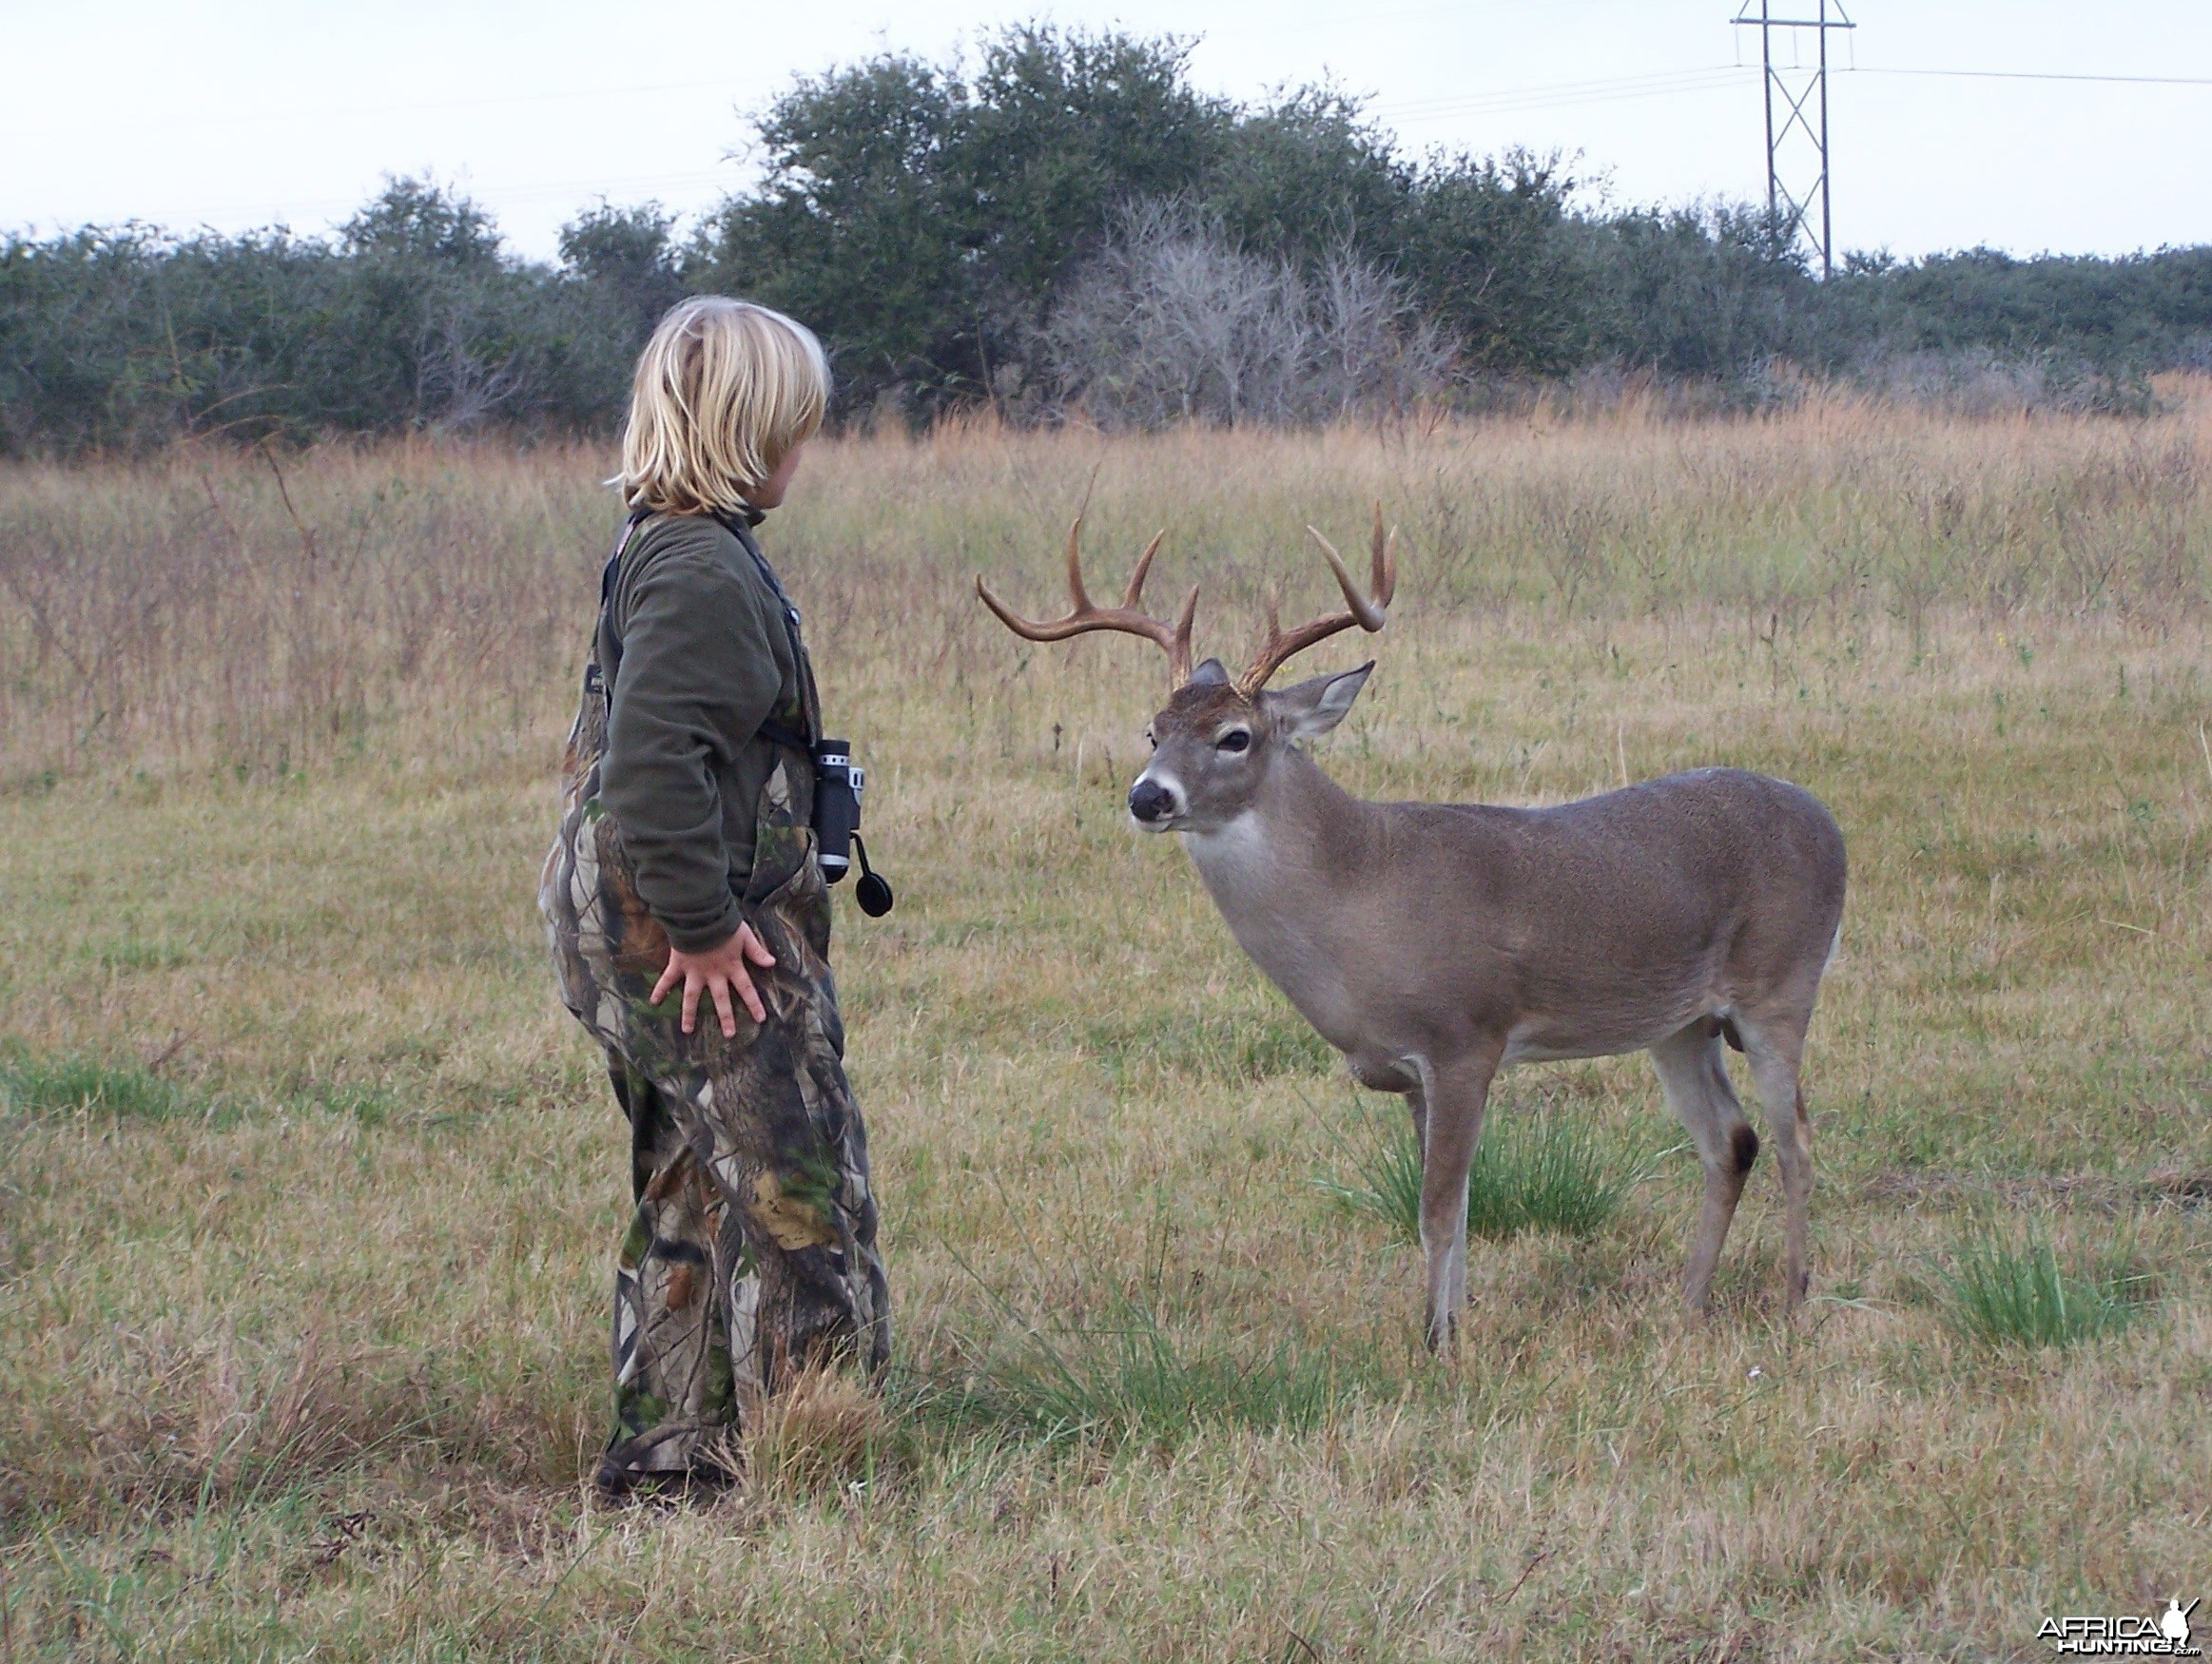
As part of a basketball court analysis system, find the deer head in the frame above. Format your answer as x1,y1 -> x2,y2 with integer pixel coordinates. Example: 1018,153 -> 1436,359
975,504 -> 1396,834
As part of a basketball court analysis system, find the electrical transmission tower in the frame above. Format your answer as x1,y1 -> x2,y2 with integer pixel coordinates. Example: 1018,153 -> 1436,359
1733,1 -> 1854,276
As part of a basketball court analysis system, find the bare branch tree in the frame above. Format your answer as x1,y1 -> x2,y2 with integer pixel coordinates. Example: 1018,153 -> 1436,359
1040,202 -> 1453,429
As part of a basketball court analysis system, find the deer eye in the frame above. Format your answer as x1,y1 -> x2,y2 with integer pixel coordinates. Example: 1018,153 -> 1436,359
1215,728 -> 1251,754
1145,727 -> 1156,750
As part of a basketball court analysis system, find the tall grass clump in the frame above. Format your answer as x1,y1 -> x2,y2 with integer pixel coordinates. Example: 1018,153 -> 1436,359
1318,1101 -> 1648,1242
1935,1223 -> 2150,1349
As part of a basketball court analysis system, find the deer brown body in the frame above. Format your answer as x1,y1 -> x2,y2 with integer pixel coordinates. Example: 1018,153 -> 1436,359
980,512 -> 1847,1347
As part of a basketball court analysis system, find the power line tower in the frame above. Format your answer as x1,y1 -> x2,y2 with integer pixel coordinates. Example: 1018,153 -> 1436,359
1733,1 -> 1855,276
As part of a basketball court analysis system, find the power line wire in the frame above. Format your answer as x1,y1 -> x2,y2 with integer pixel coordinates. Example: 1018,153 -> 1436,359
1380,67 -> 1751,123
0,78 -> 754,142
1378,61 -> 2212,127
1844,66 -> 2212,87
1382,65 -> 1744,117
10,57 -> 2205,145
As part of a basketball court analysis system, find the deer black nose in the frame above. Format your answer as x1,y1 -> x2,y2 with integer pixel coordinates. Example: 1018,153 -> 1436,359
1129,778 -> 1179,824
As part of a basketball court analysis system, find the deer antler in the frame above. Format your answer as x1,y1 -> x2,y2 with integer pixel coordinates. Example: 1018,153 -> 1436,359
1238,501 -> 1397,693
975,518 -> 1197,685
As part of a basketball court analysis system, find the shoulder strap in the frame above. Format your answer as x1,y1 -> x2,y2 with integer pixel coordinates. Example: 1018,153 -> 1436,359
717,513 -> 820,750
718,514 -> 804,648
599,508 -> 651,615
584,509 -> 650,699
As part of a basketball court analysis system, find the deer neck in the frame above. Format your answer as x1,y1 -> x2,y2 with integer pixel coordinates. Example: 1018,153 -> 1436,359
1176,748 -> 1376,1027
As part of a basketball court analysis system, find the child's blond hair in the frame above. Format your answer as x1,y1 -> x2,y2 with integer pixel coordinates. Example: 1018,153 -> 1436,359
618,297 -> 830,516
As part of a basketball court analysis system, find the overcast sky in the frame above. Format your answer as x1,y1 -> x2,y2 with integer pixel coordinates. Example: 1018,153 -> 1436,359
6,1 -> 2208,263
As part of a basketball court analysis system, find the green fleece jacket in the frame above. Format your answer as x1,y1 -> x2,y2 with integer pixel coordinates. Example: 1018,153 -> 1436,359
597,511 -> 800,952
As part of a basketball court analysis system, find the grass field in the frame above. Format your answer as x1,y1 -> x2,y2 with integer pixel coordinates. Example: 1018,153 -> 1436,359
1,395 -> 2207,1658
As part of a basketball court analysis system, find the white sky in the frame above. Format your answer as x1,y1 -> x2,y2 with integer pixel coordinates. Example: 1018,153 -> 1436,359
4,1 -> 2208,263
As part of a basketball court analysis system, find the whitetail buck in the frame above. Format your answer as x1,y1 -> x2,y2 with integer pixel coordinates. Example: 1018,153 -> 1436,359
978,509 -> 1847,1347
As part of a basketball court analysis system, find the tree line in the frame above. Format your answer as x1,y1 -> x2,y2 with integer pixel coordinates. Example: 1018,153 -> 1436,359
5,25 -> 2209,455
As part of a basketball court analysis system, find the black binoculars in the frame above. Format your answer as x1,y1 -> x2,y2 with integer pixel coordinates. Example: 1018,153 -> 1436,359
812,740 -> 893,917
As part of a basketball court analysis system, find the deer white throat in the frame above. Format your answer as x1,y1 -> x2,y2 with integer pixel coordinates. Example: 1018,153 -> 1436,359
1178,809 -> 1271,881
1179,803 -> 1359,1042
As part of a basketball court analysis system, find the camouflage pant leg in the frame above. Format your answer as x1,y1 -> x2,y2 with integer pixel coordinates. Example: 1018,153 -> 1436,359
544,796 -> 889,1481
605,1057 -> 737,1477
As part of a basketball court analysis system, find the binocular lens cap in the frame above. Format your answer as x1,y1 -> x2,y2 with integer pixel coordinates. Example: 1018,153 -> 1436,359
855,872 -> 894,918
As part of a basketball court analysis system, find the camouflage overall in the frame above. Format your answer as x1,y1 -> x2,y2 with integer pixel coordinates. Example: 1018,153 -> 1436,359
540,517 -> 889,1488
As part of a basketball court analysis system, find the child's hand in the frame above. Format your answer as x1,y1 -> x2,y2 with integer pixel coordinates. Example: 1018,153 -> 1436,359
651,924 -> 778,1037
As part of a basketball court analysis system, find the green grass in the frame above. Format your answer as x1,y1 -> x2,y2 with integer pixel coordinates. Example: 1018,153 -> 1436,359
0,1045 -> 417,1129
1317,1098 -> 1654,1243
0,1043 -> 190,1120
1935,1223 -> 2152,1348
291,1080 -> 400,1127
1084,1007 -> 1335,1083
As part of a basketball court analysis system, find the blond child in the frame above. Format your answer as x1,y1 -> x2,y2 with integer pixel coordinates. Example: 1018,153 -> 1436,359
541,297 -> 887,1498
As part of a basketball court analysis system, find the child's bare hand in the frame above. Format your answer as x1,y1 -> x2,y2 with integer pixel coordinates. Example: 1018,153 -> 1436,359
651,924 -> 777,1037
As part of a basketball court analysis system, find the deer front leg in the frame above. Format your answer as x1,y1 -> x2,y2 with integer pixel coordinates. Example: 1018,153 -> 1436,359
1416,1049 -> 1501,1354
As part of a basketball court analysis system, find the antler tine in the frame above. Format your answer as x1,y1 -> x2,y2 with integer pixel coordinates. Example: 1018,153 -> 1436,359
1121,529 -> 1167,609
1303,529 -> 1383,629
1235,504 -> 1398,693
1369,498 -> 1399,609
1123,527 -> 1197,683
974,518 -> 1198,684
1062,517 -> 1094,611
1167,579 -> 1198,686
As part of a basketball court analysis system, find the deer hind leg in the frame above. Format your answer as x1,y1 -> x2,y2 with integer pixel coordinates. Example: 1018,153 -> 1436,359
1735,1018 -> 1814,1308
1416,1051 -> 1499,1355
1649,1025 -> 1758,1317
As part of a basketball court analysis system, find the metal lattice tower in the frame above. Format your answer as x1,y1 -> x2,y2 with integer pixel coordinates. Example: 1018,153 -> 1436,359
1733,1 -> 1855,276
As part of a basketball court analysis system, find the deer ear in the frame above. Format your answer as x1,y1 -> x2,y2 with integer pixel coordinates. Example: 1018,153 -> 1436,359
1268,662 -> 1373,740
1188,657 -> 1230,687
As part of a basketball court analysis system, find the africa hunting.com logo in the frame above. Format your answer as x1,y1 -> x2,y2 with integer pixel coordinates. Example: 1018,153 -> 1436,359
2040,1599 -> 2200,1656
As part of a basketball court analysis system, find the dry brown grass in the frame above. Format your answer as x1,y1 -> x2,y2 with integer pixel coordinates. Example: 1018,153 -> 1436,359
2,385 -> 2203,781
0,395 -> 2206,1658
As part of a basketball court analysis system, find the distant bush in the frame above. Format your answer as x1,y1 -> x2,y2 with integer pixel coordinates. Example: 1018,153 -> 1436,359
5,24 -> 2209,454
1590,203 -> 1824,378
0,178 -> 666,455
